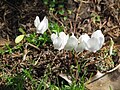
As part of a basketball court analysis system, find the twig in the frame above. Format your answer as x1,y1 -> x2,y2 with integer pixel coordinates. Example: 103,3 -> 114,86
104,26 -> 120,34
49,13 -> 64,27
27,43 -> 40,51
3,0 -> 21,15
69,20 -> 73,33
73,1 -> 83,33
23,43 -> 28,61
48,28 -> 52,35
100,20 -> 107,29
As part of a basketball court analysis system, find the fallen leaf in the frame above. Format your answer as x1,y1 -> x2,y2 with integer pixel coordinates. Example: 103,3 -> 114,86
15,35 -> 24,44
58,74 -> 72,85
0,38 -> 11,46
85,64 -> 120,90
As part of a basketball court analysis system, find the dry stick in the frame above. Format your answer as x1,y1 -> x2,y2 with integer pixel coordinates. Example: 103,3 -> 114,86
109,4 -> 120,25
49,13 -> 64,27
104,26 -> 120,34
51,51 -> 63,71
3,59 -> 20,76
73,1 -> 82,33
99,18 -> 120,35
48,28 -> 52,35
27,43 -> 40,51
3,0 -> 21,23
22,43 -> 40,61
4,0 -> 21,12
33,52 -> 43,66
69,20 -> 73,33
99,20 -> 107,29
10,62 -> 19,73
23,43 -> 28,61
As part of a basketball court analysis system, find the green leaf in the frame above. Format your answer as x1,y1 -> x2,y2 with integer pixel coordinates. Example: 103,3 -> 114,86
19,28 -> 26,35
58,9 -> 64,15
67,10 -> 72,15
95,15 -> 100,22
15,35 -> 25,44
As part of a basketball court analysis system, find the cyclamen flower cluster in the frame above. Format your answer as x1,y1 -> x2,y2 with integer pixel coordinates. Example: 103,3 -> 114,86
51,30 -> 104,53
34,16 -> 104,53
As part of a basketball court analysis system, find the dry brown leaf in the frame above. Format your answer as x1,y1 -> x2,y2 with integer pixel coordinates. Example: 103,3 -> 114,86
85,64 -> 120,90
0,38 -> 10,46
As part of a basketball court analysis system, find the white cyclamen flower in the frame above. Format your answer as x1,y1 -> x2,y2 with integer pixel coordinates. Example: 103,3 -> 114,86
34,16 -> 48,34
85,30 -> 104,52
64,33 -> 78,51
75,34 -> 90,52
51,32 -> 69,50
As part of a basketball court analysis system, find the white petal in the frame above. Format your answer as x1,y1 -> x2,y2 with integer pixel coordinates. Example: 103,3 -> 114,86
51,33 -> 58,41
91,30 -> 104,48
64,33 -> 78,50
59,32 -> 66,38
78,34 -> 90,50
51,32 -> 68,50
34,16 -> 40,28
91,30 -> 102,38
86,37 -> 100,52
75,42 -> 85,52
53,37 -> 62,50
37,16 -> 48,34
79,34 -> 90,43
59,32 -> 69,49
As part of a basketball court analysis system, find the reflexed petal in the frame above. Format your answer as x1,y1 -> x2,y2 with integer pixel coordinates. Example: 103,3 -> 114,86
42,16 -> 48,33
37,16 -> 48,34
51,33 -> 58,41
53,37 -> 62,50
59,32 -> 69,49
86,37 -> 100,52
51,32 -> 68,50
34,16 -> 40,28
92,30 -> 103,38
75,42 -> 85,52
91,30 -> 104,48
65,33 -> 78,50
76,34 -> 90,51
59,32 -> 67,38
79,34 -> 90,43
